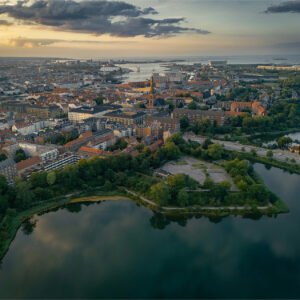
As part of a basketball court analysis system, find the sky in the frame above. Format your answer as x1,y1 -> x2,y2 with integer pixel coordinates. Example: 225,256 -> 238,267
0,0 -> 299,58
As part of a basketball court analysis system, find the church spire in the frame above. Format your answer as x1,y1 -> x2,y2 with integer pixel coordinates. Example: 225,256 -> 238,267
148,75 -> 155,108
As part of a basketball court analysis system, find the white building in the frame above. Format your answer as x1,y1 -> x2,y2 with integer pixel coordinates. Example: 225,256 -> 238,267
12,120 -> 54,135
18,143 -> 59,164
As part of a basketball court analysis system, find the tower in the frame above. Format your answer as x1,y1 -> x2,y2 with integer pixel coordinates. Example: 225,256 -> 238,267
148,75 -> 155,108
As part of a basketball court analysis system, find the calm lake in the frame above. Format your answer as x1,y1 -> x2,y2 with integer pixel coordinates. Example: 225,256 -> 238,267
0,163 -> 300,299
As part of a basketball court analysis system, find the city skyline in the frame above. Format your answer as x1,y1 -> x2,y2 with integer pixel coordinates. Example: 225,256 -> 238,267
0,0 -> 299,58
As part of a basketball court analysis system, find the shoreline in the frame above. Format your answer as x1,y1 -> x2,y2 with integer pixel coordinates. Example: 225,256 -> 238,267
0,188 -> 289,263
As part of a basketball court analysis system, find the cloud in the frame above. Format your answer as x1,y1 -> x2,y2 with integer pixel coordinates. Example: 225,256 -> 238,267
272,41 -> 300,50
6,37 -> 60,48
0,0 -> 209,37
5,36 -> 138,47
265,0 -> 300,13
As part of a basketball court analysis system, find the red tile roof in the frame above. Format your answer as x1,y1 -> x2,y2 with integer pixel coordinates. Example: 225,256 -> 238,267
16,156 -> 41,172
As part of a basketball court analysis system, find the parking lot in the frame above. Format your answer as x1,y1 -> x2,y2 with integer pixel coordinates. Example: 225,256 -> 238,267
160,156 -> 238,191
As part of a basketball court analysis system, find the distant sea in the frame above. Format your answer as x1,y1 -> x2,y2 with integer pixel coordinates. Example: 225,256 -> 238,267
116,54 -> 300,83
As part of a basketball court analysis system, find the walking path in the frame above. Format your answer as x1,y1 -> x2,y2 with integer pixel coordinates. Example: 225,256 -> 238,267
125,189 -> 271,212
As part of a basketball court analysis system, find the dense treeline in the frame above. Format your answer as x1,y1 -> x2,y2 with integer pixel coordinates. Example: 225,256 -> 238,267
180,100 -> 300,136
0,138 -> 182,218
280,75 -> 300,95
216,87 -> 259,102
0,133 -> 286,259
0,133 -> 278,220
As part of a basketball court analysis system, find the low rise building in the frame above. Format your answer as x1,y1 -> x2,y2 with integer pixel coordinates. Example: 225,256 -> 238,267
172,108 -> 228,126
68,105 -> 119,123
18,143 -> 59,164
44,153 -> 81,172
103,111 -> 145,125
0,158 -> 17,184
144,116 -> 180,132
16,156 -> 42,178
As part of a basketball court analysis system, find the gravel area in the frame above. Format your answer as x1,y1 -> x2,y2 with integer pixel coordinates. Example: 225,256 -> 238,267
160,156 -> 238,191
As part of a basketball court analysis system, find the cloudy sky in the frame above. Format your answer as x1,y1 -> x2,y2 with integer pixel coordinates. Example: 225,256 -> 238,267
0,0 -> 299,58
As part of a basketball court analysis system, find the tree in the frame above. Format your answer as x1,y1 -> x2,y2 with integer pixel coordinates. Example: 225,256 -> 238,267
167,101 -> 175,112
14,177 -> 34,209
208,143 -> 224,160
167,174 -> 187,191
180,117 -> 190,131
135,143 -> 145,152
177,189 -> 189,207
107,138 -> 128,152
248,184 -> 268,205
203,178 -> 214,189
193,119 -> 212,135
250,148 -> 257,156
188,101 -> 197,110
202,138 -> 213,150
277,136 -> 292,149
237,180 -> 248,192
167,133 -> 185,146
95,96 -> 105,105
14,149 -> 27,163
0,153 -> 7,162
266,150 -> 273,159
150,182 -> 171,206
47,171 -> 56,186
29,171 -> 47,188
211,181 -> 231,201
163,142 -> 181,160
0,174 -> 8,195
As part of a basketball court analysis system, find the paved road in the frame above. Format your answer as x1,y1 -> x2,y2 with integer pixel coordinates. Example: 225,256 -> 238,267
184,134 -> 300,165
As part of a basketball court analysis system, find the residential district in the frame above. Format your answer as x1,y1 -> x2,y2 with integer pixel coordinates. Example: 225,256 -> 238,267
0,57 -> 299,185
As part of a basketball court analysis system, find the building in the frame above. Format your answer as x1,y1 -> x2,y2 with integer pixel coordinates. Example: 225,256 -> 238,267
209,61 -> 227,67
89,130 -> 116,150
18,143 -> 59,164
25,105 -> 63,118
16,156 -> 42,178
103,111 -> 145,125
12,120 -> 53,135
148,75 -> 155,108
64,131 -> 94,152
231,101 -> 266,116
135,125 -> 152,138
257,65 -> 300,71
68,105 -> 119,123
144,117 -> 180,132
0,158 -> 17,184
44,153 -> 81,172
172,109 -> 228,126
1,102 -> 63,118
78,146 -> 112,158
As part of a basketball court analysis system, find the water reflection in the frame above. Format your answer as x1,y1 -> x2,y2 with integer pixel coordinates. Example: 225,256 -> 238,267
21,218 -> 37,235
0,164 -> 300,298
